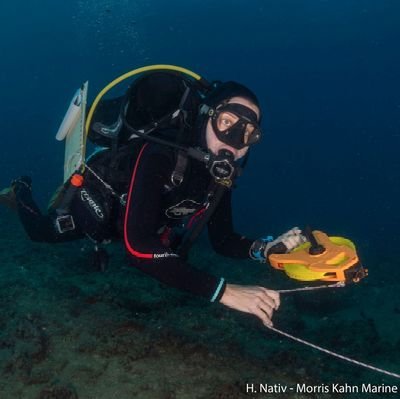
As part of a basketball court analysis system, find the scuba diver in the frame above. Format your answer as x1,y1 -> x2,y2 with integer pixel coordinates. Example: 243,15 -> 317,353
0,70 -> 306,327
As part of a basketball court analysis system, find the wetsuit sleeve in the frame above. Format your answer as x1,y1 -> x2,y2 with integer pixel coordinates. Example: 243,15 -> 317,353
124,144 -> 226,302
207,189 -> 254,258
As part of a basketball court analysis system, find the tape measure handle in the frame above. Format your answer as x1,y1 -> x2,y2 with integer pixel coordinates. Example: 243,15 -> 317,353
304,226 -> 325,255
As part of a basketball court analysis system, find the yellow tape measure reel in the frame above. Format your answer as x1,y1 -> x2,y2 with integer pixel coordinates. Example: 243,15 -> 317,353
269,230 -> 367,283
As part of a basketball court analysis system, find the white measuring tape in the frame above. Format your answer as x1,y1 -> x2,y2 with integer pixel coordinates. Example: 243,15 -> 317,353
269,283 -> 400,379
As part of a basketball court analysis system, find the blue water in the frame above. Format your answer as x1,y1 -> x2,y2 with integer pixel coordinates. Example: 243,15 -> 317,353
1,0 -> 399,394
2,1 -> 400,244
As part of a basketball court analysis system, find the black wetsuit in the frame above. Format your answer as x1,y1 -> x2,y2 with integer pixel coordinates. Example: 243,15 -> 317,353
15,142 -> 255,302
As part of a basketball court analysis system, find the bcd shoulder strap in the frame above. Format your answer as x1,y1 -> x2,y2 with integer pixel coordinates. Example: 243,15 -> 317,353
177,181 -> 227,259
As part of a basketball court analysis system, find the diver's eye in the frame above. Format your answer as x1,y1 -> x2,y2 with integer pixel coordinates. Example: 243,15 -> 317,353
217,111 -> 239,132
221,118 -> 232,127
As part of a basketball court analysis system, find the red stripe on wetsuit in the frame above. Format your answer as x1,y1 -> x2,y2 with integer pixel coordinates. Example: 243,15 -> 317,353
123,143 -> 154,259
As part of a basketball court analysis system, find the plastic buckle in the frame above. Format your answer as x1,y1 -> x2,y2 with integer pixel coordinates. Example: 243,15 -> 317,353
55,215 -> 76,234
171,171 -> 184,187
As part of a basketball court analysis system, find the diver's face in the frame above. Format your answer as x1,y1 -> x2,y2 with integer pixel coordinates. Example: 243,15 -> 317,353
205,97 -> 260,160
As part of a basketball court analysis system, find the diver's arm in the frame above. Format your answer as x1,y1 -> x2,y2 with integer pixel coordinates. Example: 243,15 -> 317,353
206,190 -> 281,325
207,190 -> 254,258
220,284 -> 280,327
124,144 -> 226,301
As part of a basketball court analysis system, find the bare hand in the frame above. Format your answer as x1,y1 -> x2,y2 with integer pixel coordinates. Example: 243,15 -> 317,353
219,283 -> 280,327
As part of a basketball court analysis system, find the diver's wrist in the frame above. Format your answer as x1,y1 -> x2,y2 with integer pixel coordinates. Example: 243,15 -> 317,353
210,277 -> 226,303
249,236 -> 274,262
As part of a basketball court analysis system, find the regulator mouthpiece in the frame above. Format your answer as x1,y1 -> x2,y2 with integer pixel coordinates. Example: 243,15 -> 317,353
208,150 -> 235,185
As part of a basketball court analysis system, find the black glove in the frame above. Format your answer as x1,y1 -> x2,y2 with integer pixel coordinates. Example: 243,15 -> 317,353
250,227 -> 307,262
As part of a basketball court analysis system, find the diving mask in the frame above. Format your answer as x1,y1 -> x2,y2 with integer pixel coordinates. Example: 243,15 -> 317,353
203,103 -> 261,150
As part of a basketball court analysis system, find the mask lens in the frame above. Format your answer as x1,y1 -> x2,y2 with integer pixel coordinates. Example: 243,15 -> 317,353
216,111 -> 239,133
243,123 -> 256,144
216,111 -> 258,144
210,103 -> 262,149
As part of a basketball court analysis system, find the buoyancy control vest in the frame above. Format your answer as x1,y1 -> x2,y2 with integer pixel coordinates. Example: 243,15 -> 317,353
51,67 -> 244,250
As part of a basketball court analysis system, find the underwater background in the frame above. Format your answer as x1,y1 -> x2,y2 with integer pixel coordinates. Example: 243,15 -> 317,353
0,0 -> 399,398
